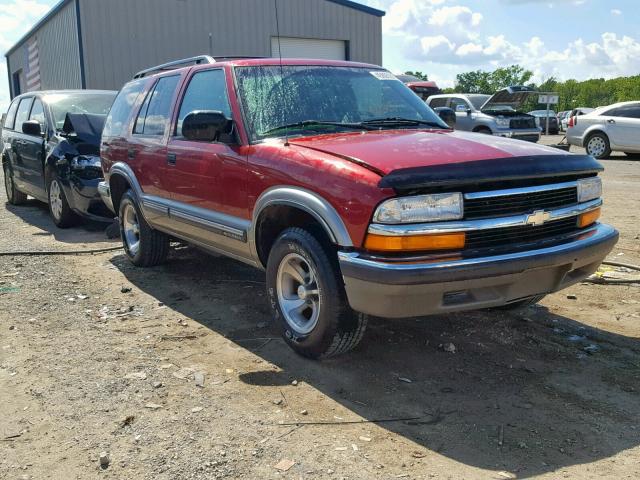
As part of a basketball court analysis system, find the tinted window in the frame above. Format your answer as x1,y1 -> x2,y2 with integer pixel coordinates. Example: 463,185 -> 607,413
103,81 -> 146,138
608,105 -> 640,119
134,75 -> 180,136
14,98 -> 33,131
4,100 -> 19,130
429,97 -> 447,108
449,98 -> 470,111
177,69 -> 231,135
29,98 -> 46,132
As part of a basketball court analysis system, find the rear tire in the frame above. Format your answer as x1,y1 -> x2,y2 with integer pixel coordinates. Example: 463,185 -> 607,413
266,227 -> 368,359
119,189 -> 169,267
3,163 -> 27,205
474,127 -> 492,135
494,294 -> 546,311
48,174 -> 78,228
585,132 -> 611,159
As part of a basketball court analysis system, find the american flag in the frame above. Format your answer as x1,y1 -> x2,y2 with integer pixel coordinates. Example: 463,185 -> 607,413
25,37 -> 41,92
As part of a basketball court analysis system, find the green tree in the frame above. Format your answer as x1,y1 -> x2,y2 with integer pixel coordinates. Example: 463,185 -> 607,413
453,65 -> 534,93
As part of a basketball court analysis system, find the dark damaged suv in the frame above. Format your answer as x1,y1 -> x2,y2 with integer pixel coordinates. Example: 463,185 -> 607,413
2,90 -> 116,226
100,56 -> 618,359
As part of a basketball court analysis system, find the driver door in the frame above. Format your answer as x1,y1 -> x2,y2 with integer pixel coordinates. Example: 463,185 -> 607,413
449,97 -> 473,131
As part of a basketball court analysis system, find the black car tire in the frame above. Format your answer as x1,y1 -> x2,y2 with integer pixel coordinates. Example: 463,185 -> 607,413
494,295 -> 546,311
3,163 -> 28,205
119,189 -> 169,267
266,227 -> 368,359
48,174 -> 78,228
474,127 -> 492,135
585,132 -> 611,159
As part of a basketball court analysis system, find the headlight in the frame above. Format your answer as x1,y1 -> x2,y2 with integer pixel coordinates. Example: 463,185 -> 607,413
496,117 -> 510,128
577,177 -> 602,202
70,155 -> 101,169
373,193 -> 464,224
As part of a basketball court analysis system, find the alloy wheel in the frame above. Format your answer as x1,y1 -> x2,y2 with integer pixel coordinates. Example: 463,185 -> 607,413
276,252 -> 321,335
49,179 -> 63,221
587,136 -> 606,157
122,203 -> 141,256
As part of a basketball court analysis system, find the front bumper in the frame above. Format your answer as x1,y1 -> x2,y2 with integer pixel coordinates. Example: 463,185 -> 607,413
339,223 -> 618,318
493,128 -> 541,142
64,176 -> 113,222
98,181 -> 115,213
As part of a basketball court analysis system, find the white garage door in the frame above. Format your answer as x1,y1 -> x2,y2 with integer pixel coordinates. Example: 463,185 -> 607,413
271,37 -> 346,60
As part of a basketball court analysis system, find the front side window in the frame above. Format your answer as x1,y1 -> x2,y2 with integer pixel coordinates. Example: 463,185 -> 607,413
103,80 -> 146,138
449,98 -> 470,112
134,75 -> 180,136
4,99 -> 19,130
29,98 -> 46,132
176,69 -> 232,136
235,65 -> 446,141
15,98 -> 33,132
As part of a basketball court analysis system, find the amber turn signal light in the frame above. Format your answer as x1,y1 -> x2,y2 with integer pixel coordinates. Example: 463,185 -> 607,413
578,207 -> 601,228
364,232 -> 466,252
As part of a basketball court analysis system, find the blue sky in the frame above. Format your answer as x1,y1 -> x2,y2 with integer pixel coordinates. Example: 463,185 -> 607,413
1,0 -> 639,110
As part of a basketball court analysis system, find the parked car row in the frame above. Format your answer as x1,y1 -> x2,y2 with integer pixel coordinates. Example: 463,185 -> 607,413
2,56 -> 618,359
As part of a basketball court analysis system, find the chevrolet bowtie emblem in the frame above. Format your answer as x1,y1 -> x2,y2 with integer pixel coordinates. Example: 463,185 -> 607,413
526,209 -> 551,226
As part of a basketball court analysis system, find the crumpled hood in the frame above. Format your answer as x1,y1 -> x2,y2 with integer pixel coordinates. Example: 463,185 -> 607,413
62,113 -> 107,147
289,129 -> 567,175
481,86 -> 538,111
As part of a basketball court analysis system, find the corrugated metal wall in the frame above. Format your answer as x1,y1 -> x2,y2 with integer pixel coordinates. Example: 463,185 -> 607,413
79,0 -> 382,90
7,0 -> 82,95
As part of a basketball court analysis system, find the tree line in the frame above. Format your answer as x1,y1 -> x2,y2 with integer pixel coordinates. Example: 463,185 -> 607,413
407,65 -> 640,111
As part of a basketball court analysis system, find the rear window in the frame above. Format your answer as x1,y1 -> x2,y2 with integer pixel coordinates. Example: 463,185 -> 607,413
103,80 -> 146,138
134,75 -> 180,136
4,99 -> 19,130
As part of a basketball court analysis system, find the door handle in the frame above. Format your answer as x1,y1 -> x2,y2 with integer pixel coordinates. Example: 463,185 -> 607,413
127,149 -> 136,159
167,152 -> 177,165
607,119 -> 616,124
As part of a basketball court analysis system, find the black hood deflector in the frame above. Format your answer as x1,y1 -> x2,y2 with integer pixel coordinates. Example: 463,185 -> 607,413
378,155 -> 603,193
62,113 -> 107,147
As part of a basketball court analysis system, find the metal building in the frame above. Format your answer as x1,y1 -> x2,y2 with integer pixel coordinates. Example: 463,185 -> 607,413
5,0 -> 384,98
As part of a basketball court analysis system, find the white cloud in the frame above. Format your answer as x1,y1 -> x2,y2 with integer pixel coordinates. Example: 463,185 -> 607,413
611,8 -> 622,15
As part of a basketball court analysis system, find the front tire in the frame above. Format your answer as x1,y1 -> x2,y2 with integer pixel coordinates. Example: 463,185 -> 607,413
119,189 -> 169,267
3,163 -> 27,205
585,133 -> 611,159
48,174 -> 78,228
266,227 -> 368,359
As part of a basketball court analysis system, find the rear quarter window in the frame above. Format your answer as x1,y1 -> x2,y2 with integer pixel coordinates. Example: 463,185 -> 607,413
103,80 -> 147,138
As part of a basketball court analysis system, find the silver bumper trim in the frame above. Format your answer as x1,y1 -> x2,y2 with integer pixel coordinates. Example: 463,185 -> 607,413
98,181 -> 114,213
368,199 -> 602,236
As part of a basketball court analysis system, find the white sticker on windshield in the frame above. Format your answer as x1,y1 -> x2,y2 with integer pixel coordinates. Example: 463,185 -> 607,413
370,71 -> 399,81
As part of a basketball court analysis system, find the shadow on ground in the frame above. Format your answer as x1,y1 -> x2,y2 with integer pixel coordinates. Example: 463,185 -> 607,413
112,245 -> 640,478
4,199 -> 115,245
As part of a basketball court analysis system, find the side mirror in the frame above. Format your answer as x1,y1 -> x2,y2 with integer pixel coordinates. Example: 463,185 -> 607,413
22,120 -> 43,136
434,107 -> 456,129
182,110 -> 232,142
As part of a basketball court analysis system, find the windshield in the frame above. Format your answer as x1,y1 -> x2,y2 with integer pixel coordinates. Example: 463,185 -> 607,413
235,65 -> 447,141
467,95 -> 490,110
44,92 -> 116,130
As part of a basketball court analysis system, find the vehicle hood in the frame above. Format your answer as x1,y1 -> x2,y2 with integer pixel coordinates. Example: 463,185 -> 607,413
289,129 -> 566,176
481,86 -> 538,111
62,113 -> 107,147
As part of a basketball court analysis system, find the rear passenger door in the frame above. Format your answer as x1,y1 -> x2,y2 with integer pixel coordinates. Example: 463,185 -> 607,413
165,68 -> 249,254
604,105 -> 640,149
128,74 -> 182,228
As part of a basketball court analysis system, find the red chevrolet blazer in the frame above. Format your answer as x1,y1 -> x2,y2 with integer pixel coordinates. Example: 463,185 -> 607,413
99,57 -> 618,359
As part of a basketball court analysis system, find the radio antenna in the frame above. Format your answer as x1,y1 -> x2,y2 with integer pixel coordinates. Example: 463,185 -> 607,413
274,0 -> 290,146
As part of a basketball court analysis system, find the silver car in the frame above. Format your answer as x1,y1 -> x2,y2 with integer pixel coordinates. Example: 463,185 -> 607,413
567,101 -> 640,159
427,86 -> 541,142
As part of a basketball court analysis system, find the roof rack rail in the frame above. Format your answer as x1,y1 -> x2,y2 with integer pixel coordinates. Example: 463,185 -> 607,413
132,55 -> 266,79
133,55 -> 215,79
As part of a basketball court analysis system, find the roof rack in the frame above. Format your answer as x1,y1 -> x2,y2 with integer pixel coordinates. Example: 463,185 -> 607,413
132,55 -> 265,79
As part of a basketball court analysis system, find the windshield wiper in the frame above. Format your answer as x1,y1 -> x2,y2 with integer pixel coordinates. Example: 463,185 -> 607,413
262,120 -> 375,136
360,117 -> 447,129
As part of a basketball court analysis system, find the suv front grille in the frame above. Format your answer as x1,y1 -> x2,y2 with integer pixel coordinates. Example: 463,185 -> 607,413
464,186 -> 578,219
510,118 -> 536,129
465,217 -> 578,250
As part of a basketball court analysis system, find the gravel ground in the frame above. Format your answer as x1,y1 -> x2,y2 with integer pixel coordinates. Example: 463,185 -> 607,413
1,148 -> 639,480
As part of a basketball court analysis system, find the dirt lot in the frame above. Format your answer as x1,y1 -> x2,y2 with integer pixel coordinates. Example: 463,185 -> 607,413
1,143 -> 639,479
